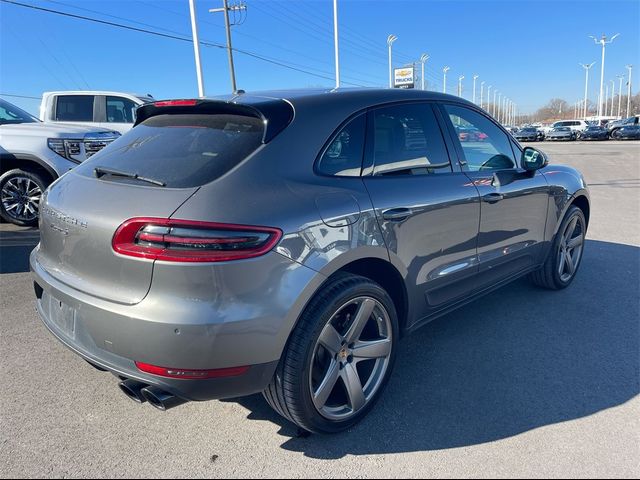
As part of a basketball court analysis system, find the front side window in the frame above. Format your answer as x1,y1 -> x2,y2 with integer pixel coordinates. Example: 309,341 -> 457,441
368,103 -> 452,176
106,96 -> 137,123
55,95 -> 94,122
317,114 -> 365,176
444,104 -> 516,171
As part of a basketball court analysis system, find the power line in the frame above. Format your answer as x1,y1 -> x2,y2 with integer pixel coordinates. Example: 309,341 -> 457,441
1,0 -> 372,87
0,93 -> 41,100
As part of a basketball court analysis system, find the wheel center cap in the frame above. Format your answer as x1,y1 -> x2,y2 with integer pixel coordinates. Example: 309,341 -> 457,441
339,348 -> 349,361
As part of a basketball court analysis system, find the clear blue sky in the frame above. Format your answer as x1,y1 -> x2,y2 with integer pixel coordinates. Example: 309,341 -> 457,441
1,0 -> 638,115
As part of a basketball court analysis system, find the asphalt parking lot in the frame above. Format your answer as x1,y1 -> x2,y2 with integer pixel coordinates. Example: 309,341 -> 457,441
1,140 -> 638,478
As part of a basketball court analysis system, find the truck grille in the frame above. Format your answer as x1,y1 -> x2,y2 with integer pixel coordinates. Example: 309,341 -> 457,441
84,139 -> 113,158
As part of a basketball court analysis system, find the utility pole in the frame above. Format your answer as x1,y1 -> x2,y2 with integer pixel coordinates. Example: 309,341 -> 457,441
617,74 -> 624,117
590,33 -> 620,118
333,0 -> 340,88
210,0 -> 247,93
442,66 -> 450,93
480,81 -> 485,109
626,65 -> 633,117
579,62 -> 595,119
458,75 -> 464,97
472,75 -> 479,104
420,54 -> 430,90
387,35 -> 398,88
188,0 -> 205,97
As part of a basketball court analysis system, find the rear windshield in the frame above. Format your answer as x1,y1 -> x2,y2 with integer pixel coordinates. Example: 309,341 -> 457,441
77,114 -> 264,188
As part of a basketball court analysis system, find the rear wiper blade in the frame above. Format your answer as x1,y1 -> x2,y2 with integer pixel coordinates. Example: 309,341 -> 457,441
94,166 -> 166,187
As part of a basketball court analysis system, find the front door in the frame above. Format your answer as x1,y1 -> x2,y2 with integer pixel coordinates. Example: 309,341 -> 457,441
361,102 -> 481,326
439,103 -> 550,291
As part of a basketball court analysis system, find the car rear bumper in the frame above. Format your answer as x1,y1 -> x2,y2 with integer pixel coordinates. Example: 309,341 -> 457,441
30,247 -> 323,401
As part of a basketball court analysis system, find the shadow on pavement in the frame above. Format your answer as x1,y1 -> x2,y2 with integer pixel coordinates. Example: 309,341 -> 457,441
227,239 -> 640,457
0,227 -> 39,274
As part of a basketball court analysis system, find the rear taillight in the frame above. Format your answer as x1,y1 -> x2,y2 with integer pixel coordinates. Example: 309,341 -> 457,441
112,218 -> 282,262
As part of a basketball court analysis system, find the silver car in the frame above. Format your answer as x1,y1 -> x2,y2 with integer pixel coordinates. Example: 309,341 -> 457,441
32,89 -> 590,434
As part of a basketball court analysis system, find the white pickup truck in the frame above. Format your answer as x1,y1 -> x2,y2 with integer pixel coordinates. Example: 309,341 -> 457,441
1,98 -> 119,226
39,91 -> 154,134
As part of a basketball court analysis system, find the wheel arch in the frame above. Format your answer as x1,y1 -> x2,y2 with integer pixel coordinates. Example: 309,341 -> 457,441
0,153 -> 57,185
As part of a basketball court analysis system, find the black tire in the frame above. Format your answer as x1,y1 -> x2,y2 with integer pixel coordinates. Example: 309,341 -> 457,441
263,273 -> 399,434
530,205 -> 586,290
0,169 -> 48,226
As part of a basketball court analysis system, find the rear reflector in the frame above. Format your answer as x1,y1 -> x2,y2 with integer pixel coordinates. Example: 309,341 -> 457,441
136,361 -> 249,379
153,99 -> 198,107
112,217 -> 282,262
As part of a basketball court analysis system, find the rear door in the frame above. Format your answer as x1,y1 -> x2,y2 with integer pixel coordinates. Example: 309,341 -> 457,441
361,102 -> 481,325
438,102 -> 550,291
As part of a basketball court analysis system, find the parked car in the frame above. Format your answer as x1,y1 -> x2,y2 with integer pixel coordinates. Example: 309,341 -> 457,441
32,89 -> 590,434
607,115 -> 640,136
0,98 -> 119,226
611,125 -> 640,140
514,127 -> 539,142
552,120 -> 589,133
578,125 -> 609,140
39,91 -> 154,134
546,126 -> 577,141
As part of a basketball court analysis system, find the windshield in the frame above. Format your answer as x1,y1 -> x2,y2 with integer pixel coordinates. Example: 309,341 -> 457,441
522,128 -> 536,132
0,99 -> 38,125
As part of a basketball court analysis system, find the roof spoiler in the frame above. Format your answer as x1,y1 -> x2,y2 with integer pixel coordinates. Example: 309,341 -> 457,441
134,98 -> 294,143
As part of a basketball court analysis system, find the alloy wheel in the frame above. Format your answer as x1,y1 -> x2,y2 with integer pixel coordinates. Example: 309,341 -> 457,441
557,214 -> 585,282
309,296 -> 393,421
1,176 -> 42,223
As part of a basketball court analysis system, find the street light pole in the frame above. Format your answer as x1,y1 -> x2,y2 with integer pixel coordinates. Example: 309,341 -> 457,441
458,75 -> 464,97
579,62 -> 595,119
487,85 -> 492,112
442,66 -> 450,93
626,65 -> 633,117
333,0 -> 340,88
480,81 -> 485,109
188,0 -> 205,97
387,35 -> 398,88
605,84 -> 609,117
617,75 -> 624,118
591,33 -> 620,118
610,79 -> 616,117
493,90 -> 498,117
472,75 -> 479,104
420,54 -> 430,90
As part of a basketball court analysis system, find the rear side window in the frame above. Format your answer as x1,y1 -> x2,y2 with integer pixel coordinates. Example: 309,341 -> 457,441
79,114 -> 264,188
56,95 -> 94,121
106,96 -> 137,123
368,103 -> 452,176
317,114 -> 365,176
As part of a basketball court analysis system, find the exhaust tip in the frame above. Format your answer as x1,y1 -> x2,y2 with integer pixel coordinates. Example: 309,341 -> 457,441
141,386 -> 187,411
118,379 -> 148,404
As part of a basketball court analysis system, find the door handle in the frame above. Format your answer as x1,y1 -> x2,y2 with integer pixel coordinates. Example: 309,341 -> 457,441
382,207 -> 413,221
482,193 -> 504,204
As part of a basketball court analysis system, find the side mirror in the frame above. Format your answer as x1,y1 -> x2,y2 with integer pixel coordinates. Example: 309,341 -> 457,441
521,147 -> 548,171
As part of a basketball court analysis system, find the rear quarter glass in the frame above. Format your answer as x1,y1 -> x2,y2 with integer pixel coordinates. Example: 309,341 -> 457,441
74,114 -> 264,188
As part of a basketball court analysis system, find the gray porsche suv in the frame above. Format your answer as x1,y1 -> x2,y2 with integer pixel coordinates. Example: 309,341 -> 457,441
32,89 -> 590,434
